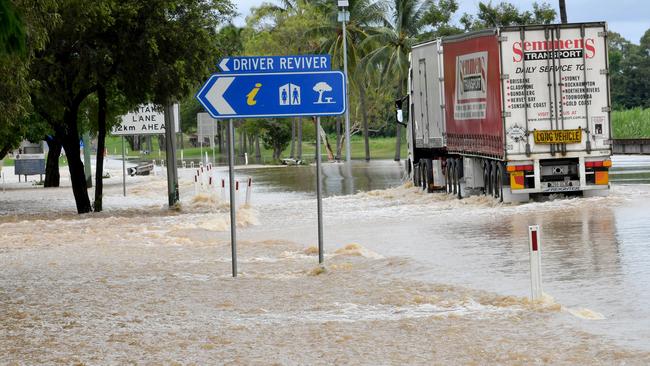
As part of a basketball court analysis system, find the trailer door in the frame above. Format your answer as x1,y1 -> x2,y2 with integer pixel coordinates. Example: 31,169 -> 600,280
500,24 -> 611,158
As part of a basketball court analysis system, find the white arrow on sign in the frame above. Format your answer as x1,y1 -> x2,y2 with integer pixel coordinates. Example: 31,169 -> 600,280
206,77 -> 235,115
219,58 -> 230,72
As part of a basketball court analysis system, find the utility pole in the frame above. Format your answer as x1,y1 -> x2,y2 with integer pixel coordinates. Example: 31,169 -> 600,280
338,1 -> 351,162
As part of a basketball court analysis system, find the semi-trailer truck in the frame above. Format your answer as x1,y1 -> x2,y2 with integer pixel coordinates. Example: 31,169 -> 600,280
401,22 -> 613,202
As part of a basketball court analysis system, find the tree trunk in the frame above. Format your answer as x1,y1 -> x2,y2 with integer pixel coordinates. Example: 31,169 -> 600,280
248,134 -> 254,154
218,123 -> 224,154
62,106 -> 92,214
146,135 -> 153,153
297,118 -> 302,159
242,130 -> 247,155
238,125 -> 245,157
93,85 -> 107,212
126,136 -> 140,151
290,118 -> 296,158
559,0 -> 567,23
158,134 -> 166,151
44,137 -> 61,187
335,116 -> 342,160
0,145 -> 11,161
255,134 -> 261,161
394,124 -> 402,161
359,85 -> 370,161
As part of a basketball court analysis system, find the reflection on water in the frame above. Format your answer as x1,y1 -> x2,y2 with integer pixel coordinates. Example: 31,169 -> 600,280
243,160 -> 405,196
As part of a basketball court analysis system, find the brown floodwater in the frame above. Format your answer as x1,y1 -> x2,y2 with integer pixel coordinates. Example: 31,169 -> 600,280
1,156 -> 650,364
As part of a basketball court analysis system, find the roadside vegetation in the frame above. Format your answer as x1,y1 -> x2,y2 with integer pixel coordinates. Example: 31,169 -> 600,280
612,108 -> 650,139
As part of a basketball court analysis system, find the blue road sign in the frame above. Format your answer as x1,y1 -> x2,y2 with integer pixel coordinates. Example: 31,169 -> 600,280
218,55 -> 331,74
196,71 -> 345,119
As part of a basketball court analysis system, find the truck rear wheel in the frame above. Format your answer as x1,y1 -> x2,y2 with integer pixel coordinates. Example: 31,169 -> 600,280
454,159 -> 462,199
494,164 -> 503,203
483,163 -> 490,196
413,162 -> 421,187
423,158 -> 434,193
445,162 -> 452,194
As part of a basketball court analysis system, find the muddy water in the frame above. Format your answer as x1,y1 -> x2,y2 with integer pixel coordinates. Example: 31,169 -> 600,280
1,156 -> 650,363
238,156 -> 650,350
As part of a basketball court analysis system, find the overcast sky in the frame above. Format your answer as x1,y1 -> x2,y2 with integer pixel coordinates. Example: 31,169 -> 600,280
232,0 -> 650,44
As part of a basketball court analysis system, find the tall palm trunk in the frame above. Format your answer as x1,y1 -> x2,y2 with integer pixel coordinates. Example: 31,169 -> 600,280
559,0 -> 567,23
290,118 -> 296,158
359,84 -> 370,161
394,123 -> 402,161
297,118 -> 303,159
335,116 -> 342,160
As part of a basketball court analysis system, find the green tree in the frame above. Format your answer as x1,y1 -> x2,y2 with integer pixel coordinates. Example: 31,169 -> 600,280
29,0 -> 234,213
459,1 -> 555,30
261,119 -> 292,161
313,0 -> 386,161
0,0 -> 25,55
362,0 -> 455,161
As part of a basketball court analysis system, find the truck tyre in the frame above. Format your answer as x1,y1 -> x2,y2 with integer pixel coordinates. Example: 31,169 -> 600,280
424,158 -> 434,193
483,162 -> 490,196
455,160 -> 462,199
451,160 -> 457,195
413,162 -> 421,187
494,164 -> 504,203
420,159 -> 428,191
445,162 -> 452,194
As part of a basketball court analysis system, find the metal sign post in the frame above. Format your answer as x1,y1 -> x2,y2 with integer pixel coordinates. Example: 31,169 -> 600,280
196,54 -> 345,275
316,117 -> 324,264
228,118 -> 237,277
121,136 -> 126,196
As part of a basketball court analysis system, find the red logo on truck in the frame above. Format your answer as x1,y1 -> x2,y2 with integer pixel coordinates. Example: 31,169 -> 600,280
512,38 -> 596,62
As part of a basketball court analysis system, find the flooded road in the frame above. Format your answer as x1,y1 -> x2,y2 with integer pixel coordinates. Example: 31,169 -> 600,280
1,156 -> 650,363
238,156 -> 650,350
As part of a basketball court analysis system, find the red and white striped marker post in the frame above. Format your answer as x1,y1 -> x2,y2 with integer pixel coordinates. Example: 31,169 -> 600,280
221,178 -> 226,200
245,177 -> 252,205
194,175 -> 198,195
528,225 -> 543,301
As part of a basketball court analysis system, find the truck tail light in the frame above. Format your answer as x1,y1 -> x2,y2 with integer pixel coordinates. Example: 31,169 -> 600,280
585,159 -> 612,168
507,164 -> 534,172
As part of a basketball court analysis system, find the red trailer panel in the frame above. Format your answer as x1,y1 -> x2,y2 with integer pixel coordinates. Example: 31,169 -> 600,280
443,33 -> 504,158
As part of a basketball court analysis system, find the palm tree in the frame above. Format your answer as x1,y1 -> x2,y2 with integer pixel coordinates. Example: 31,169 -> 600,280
362,0 -> 431,161
312,0 -> 386,161
559,0 -> 567,23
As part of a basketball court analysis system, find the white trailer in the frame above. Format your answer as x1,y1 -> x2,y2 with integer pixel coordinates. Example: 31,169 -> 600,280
403,23 -> 613,202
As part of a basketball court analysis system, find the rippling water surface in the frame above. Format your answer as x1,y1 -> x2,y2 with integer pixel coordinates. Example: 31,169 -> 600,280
1,156 -> 650,363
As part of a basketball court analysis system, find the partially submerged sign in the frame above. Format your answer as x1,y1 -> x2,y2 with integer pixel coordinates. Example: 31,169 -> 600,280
111,103 -> 180,135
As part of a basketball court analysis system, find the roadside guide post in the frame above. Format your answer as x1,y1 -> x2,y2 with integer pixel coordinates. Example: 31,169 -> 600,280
528,225 -> 543,300
197,54 -> 343,276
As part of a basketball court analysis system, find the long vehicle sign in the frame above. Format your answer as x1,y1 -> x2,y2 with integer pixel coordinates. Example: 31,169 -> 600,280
533,128 -> 582,144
